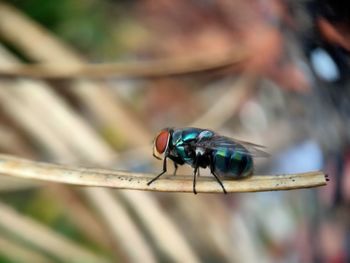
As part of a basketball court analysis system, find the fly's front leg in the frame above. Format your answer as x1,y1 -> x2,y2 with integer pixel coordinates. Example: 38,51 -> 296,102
193,165 -> 199,194
148,157 -> 167,185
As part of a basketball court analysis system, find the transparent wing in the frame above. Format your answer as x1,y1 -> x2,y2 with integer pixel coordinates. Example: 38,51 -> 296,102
194,135 -> 269,158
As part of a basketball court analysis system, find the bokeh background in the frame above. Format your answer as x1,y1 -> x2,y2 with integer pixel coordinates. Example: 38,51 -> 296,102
0,0 -> 349,262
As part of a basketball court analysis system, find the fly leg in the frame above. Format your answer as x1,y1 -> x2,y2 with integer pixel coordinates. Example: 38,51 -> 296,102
211,170 -> 227,194
148,157 -> 167,185
173,162 -> 178,176
193,165 -> 199,194
209,156 -> 227,194
192,155 -> 202,194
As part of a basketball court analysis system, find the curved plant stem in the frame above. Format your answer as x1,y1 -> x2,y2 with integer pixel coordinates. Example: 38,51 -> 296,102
0,154 -> 327,193
0,235 -> 55,263
0,3 -> 246,80
0,202 -> 109,263
0,52 -> 246,79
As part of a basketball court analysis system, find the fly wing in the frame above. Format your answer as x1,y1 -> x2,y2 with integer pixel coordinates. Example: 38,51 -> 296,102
231,138 -> 266,149
194,135 -> 269,158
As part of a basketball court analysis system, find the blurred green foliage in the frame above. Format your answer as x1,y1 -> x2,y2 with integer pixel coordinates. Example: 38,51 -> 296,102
6,0 -> 143,60
0,255 -> 12,263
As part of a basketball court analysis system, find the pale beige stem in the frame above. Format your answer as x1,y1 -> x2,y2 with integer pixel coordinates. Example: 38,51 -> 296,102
0,45 -> 157,263
0,154 -> 327,193
0,4 -> 245,80
120,191 -> 200,263
0,52 -> 246,79
191,77 -> 257,128
0,202 -> 109,263
0,235 -> 55,263
0,8 -> 202,259
0,1 -> 153,146
85,188 -> 157,263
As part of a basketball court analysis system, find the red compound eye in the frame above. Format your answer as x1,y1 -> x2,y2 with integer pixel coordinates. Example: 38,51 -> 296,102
155,130 -> 170,154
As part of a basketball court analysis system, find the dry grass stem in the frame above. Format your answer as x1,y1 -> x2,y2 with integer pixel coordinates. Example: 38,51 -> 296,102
0,43 -> 195,261
0,155 -> 327,193
0,235 -> 55,263
46,185 -> 119,253
0,3 -> 244,80
85,188 -> 157,263
0,3 -> 152,146
0,202 -> 109,263
0,4 -> 329,263
120,191 -> 200,263
0,44 -> 159,262
0,52 -> 246,79
191,77 -> 257,128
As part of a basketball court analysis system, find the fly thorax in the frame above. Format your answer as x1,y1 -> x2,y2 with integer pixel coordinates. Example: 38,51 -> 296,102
198,130 -> 214,140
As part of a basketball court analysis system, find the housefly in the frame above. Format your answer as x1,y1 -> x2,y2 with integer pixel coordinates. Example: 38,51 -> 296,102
148,127 -> 268,194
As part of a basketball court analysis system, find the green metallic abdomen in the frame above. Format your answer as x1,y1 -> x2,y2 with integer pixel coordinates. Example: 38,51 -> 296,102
212,148 -> 253,177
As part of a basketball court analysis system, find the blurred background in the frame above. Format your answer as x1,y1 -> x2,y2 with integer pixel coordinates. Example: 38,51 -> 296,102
0,0 -> 349,262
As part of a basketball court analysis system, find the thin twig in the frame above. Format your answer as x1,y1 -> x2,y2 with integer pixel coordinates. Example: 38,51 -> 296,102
44,185 -> 120,254
0,3 -> 154,147
85,188 -> 157,263
0,52 -> 246,79
0,45 -> 196,262
120,190 -> 200,263
191,76 -> 257,128
0,234 -> 55,263
0,4 -> 243,262
0,235 -> 55,263
0,202 -> 110,263
0,154 -> 327,193
0,3 -> 245,80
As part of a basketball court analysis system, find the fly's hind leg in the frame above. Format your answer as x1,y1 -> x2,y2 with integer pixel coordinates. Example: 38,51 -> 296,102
173,162 -> 178,176
209,156 -> 227,194
192,154 -> 202,194
210,170 -> 227,194
148,157 -> 167,185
